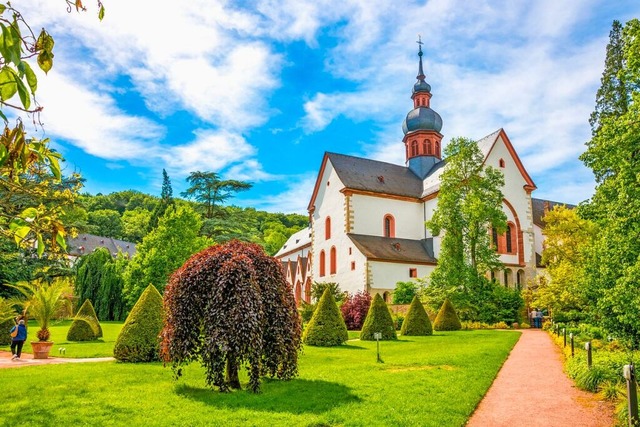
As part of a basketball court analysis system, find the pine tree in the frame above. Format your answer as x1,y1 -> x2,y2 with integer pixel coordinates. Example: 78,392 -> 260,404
148,169 -> 175,231
360,293 -> 397,341
303,287 -> 349,346
589,20 -> 629,134
401,296 -> 432,336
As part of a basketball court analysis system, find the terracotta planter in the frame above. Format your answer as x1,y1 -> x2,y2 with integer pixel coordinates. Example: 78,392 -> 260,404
31,341 -> 54,359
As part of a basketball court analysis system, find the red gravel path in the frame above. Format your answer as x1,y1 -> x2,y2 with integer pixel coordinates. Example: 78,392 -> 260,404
467,329 -> 614,427
0,350 -> 113,368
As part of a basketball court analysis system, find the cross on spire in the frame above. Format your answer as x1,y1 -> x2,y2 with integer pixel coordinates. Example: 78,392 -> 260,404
416,35 -> 425,80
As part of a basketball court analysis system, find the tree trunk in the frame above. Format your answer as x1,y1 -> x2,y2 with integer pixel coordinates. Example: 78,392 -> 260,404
226,357 -> 241,389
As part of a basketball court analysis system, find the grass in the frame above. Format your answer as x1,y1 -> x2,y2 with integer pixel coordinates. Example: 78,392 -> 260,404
0,330 -> 520,426
0,320 -> 122,358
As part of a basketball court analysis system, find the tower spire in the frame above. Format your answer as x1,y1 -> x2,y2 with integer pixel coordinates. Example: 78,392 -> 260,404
417,35 -> 425,81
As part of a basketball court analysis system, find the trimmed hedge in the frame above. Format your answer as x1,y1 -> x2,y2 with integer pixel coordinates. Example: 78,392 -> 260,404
400,296 -> 432,336
114,284 -> 164,362
360,293 -> 397,341
433,298 -> 462,331
0,319 -> 14,345
76,299 -> 102,338
67,318 -> 98,341
303,287 -> 348,346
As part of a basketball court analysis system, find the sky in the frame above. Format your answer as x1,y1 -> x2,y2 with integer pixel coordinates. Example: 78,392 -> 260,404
17,0 -> 640,214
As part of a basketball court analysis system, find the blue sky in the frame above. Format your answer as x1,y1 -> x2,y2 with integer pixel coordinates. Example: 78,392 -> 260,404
20,0 -> 640,214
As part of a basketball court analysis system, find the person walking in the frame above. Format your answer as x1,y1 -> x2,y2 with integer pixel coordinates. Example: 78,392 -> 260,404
9,319 -> 27,360
536,309 -> 544,329
530,308 -> 538,328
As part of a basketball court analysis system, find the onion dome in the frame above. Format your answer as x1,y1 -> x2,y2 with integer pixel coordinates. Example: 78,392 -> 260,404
402,107 -> 443,134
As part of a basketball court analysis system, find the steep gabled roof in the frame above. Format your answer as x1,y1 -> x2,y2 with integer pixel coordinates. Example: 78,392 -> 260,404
274,227 -> 312,258
67,233 -> 136,258
481,128 -> 536,191
348,234 -> 437,264
308,152 -> 423,211
531,198 -> 577,228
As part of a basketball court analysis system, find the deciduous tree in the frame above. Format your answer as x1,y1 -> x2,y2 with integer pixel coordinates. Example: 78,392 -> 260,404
161,240 -> 301,393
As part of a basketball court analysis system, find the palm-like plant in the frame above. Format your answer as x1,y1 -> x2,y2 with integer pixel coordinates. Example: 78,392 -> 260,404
11,277 -> 73,341
0,297 -> 18,323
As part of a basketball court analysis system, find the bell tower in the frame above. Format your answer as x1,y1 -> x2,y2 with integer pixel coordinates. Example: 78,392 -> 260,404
402,37 -> 443,179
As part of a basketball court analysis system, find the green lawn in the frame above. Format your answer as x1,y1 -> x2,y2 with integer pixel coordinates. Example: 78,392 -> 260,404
1,320 -> 122,358
0,330 -> 520,426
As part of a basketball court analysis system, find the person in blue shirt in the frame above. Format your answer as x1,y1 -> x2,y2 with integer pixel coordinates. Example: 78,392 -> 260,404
9,318 -> 27,360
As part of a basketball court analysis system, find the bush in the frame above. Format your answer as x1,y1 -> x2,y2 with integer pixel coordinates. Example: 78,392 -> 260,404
76,299 -> 102,338
299,301 -> 315,324
67,318 -> 98,341
303,288 -> 348,347
0,319 -> 14,345
400,296 -> 432,336
433,298 -> 462,331
392,281 -> 419,304
493,321 -> 509,329
114,284 -> 164,362
360,294 -> 397,341
340,291 -> 371,330
310,282 -> 346,304
393,313 -> 405,331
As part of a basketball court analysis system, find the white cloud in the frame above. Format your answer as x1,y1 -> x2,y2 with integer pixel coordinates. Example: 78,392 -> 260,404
246,174 -> 317,213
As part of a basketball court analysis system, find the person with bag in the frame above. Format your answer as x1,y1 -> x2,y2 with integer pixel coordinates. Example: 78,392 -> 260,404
9,318 -> 27,360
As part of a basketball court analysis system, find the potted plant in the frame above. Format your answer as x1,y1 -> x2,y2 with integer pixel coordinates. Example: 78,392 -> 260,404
11,277 -> 73,359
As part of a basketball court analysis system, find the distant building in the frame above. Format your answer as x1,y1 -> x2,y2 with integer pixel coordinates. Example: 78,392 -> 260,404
66,233 -> 136,260
277,45 -> 570,305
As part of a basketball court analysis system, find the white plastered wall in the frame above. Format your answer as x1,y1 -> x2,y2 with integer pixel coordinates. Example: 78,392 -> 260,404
350,194 -> 425,239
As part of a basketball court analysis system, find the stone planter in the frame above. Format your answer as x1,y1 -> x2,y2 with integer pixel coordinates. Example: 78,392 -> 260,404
31,341 -> 54,359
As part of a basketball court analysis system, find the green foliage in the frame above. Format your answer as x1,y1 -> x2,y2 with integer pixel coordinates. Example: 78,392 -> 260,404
303,288 -> 348,346
75,247 -> 112,309
401,296 -> 432,336
123,204 -> 211,308
66,317 -> 98,342
121,208 -> 151,243
161,240 -> 302,393
0,316 -> 14,345
299,301 -> 315,323
114,285 -> 164,362
579,19 -> 640,347
87,209 -> 123,239
433,298 -> 462,331
181,171 -> 252,220
392,281 -> 419,304
360,294 -> 397,341
311,282 -> 345,304
75,299 -> 102,337
95,252 -> 128,321
426,137 -> 506,294
10,277 -> 73,341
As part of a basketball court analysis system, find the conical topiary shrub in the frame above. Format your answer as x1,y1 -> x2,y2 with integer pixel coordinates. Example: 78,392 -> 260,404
360,293 -> 397,340
400,296 -> 432,336
303,287 -> 348,346
433,298 -> 462,331
75,299 -> 102,338
67,318 -> 99,341
114,284 -> 164,362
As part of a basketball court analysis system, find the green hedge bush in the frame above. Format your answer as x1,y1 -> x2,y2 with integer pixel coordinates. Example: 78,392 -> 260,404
303,288 -> 348,346
360,293 -> 397,340
67,318 -> 99,341
76,299 -> 102,338
114,284 -> 164,362
400,296 -> 432,336
0,319 -> 14,345
433,298 -> 462,331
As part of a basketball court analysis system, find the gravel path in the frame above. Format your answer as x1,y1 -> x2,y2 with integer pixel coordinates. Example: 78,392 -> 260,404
0,350 -> 113,368
467,329 -> 615,427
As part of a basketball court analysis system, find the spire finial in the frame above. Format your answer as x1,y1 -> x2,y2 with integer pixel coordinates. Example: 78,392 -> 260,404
416,35 -> 425,81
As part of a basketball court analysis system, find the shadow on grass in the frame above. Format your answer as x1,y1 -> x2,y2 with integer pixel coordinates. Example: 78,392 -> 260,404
176,378 -> 361,415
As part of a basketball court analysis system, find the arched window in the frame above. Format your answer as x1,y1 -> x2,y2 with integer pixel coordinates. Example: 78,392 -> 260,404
492,227 -> 498,248
411,140 -> 418,156
435,140 -> 440,156
319,250 -> 326,277
422,139 -> 427,154
504,269 -> 512,287
426,139 -> 432,155
383,291 -> 390,303
383,214 -> 395,238
516,270 -> 524,290
325,216 -> 331,240
506,225 -> 512,253
330,246 -> 337,274
499,158 -> 506,168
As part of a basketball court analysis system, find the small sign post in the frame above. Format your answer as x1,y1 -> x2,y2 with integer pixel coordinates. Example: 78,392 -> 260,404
585,342 -> 592,369
570,333 -> 575,357
374,332 -> 383,363
563,328 -> 567,347
623,364 -> 638,427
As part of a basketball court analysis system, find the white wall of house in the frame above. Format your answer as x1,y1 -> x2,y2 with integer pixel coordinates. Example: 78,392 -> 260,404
350,194 -> 425,239
369,260 -> 435,291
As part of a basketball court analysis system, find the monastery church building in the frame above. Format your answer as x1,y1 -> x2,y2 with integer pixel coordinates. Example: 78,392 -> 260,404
276,45 -> 559,305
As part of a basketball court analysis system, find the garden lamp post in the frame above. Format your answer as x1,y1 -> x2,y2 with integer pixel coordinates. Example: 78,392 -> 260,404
623,364 -> 638,427
585,342 -> 592,369
374,332 -> 383,363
